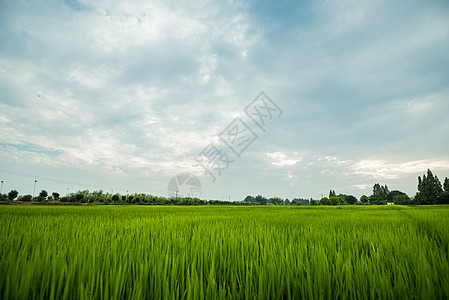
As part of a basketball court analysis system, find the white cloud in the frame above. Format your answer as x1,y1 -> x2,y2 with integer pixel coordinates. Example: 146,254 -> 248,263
266,152 -> 302,167
350,159 -> 449,180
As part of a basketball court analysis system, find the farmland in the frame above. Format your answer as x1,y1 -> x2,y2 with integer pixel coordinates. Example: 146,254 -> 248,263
1,205 -> 448,299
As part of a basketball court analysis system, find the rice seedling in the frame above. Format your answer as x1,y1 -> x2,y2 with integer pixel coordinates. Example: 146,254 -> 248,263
0,205 -> 448,299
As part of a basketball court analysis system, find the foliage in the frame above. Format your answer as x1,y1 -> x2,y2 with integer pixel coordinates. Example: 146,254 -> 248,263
444,177 -> 449,192
373,183 -> 389,200
415,169 -> 443,205
270,197 -> 282,205
254,195 -> 267,205
338,194 -> 357,205
39,190 -> 48,198
7,190 -> 18,201
392,194 -> 412,205
319,197 -> 329,205
386,190 -> 408,202
360,195 -> 368,203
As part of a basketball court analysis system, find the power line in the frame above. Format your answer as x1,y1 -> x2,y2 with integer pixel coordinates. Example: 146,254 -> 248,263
0,168 -> 111,190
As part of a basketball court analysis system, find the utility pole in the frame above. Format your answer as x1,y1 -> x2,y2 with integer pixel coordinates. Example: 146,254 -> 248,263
0,180 -> 3,194
32,179 -> 38,202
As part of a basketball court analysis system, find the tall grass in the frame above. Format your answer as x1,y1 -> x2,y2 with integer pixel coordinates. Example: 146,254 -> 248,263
1,205 -> 448,299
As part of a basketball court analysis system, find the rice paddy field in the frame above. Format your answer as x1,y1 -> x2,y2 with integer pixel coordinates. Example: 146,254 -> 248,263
1,205 -> 448,299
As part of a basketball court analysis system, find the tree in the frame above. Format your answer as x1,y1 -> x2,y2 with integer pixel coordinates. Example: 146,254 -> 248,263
8,190 -> 18,202
112,193 -> 120,203
35,190 -> 49,202
310,199 -> 317,206
329,190 -> 336,198
440,191 -> 449,204
338,194 -> 357,205
21,194 -> 32,202
360,195 -> 368,203
270,197 -> 282,205
329,196 -> 345,205
255,195 -> 267,205
373,184 -> 389,200
368,195 -> 386,205
52,192 -> 60,201
444,177 -> 449,192
393,194 -> 411,205
284,198 -> 291,206
39,190 -> 48,198
415,169 -> 443,205
319,197 -> 330,205
75,193 -> 85,203
291,199 -> 297,206
386,190 -> 408,202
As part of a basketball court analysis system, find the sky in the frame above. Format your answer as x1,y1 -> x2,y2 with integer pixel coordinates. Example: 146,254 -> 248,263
1,0 -> 449,201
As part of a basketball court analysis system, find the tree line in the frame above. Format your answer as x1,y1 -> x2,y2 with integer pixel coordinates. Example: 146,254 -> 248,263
1,169 -> 448,206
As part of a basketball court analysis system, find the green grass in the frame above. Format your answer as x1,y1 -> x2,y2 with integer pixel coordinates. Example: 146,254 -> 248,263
1,205 -> 448,299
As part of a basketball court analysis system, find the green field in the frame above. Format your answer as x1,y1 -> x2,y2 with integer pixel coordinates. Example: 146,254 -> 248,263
1,205 -> 448,299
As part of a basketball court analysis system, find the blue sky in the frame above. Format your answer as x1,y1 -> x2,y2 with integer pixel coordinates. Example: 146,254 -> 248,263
1,0 -> 449,200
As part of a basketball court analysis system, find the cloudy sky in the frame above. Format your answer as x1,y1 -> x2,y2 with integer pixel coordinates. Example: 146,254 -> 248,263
1,0 -> 449,201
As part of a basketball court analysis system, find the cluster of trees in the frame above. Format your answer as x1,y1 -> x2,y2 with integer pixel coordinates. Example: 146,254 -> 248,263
359,170 -> 449,205
1,169 -> 448,206
317,191 -> 358,206
0,189 -> 251,206
243,195 -> 285,205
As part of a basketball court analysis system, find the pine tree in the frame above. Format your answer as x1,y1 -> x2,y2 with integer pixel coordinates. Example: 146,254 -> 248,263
444,177 -> 449,192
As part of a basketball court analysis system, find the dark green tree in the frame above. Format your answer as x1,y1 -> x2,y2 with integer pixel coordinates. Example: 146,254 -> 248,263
39,190 -> 48,198
393,194 -> 412,205
270,197 -> 282,205
319,197 -> 330,205
52,192 -> 60,201
329,190 -> 336,198
345,195 -> 357,205
255,195 -> 267,205
415,169 -> 443,205
8,190 -> 18,202
244,195 -> 255,204
373,184 -> 389,200
386,190 -> 408,202
310,199 -> 317,206
444,177 -> 449,192
21,194 -> 32,202
360,195 -> 368,203
329,196 -> 345,205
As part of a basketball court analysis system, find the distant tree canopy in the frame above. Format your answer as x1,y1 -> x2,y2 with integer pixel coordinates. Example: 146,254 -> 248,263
4,169 -> 447,206
444,177 -> 449,192
337,194 -> 357,205
255,195 -> 268,205
415,169 -> 444,205
8,190 -> 18,201
319,196 -> 345,205
270,197 -> 283,205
